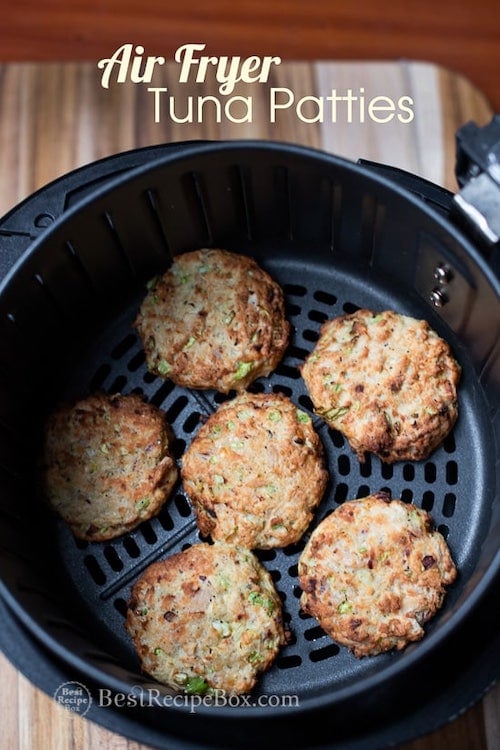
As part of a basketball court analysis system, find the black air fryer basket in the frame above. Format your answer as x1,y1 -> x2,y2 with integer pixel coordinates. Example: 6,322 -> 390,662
0,127 -> 499,750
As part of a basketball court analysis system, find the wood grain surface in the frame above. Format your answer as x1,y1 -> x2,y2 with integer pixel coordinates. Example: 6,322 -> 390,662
0,59 -> 494,218
1,0 -> 499,113
0,58 -> 498,750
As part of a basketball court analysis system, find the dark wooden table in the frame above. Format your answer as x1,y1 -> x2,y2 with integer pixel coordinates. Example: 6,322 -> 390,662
2,0 -> 499,112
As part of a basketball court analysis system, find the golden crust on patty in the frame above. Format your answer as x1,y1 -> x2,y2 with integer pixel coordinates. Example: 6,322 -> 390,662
301,309 -> 461,463
298,492 -> 457,657
125,542 -> 287,695
135,248 -> 290,393
181,392 -> 328,549
40,392 -> 178,541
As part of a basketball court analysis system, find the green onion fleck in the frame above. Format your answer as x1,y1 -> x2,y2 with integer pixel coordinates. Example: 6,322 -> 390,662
247,651 -> 263,665
157,359 -> 172,376
321,406 -> 350,421
248,591 -> 275,616
296,409 -> 310,424
146,275 -> 161,291
234,361 -> 254,381
338,601 -> 352,614
136,497 -> 151,512
268,410 -> 282,422
183,335 -> 197,350
218,574 -> 231,590
323,378 -> 342,393
185,676 -> 210,695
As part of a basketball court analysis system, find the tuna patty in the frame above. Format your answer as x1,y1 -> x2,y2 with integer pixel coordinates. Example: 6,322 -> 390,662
135,248 -> 290,393
126,541 -> 287,694
298,492 -> 457,657
181,392 -> 328,549
301,309 -> 461,463
40,392 -> 178,541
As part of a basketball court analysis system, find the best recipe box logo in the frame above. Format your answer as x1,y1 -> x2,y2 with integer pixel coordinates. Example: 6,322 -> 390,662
97,43 -> 415,125
53,680 -> 299,714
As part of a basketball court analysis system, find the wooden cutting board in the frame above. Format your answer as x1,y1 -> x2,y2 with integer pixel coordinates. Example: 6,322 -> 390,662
0,58 -> 494,217
0,60 -> 498,750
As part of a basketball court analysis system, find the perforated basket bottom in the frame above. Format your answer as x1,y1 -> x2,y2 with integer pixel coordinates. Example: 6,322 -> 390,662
52,251 -> 487,700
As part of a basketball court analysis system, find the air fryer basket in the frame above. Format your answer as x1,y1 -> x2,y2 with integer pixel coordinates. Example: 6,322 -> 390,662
0,139 -> 498,749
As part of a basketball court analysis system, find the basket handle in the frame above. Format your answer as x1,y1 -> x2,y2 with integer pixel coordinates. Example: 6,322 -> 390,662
452,115 -> 500,251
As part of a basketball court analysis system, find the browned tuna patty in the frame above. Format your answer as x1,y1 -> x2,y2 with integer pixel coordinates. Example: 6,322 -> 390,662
301,309 -> 461,463
125,541 -> 287,695
298,492 -> 457,657
135,248 -> 290,393
40,392 -> 178,541
181,392 -> 328,549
